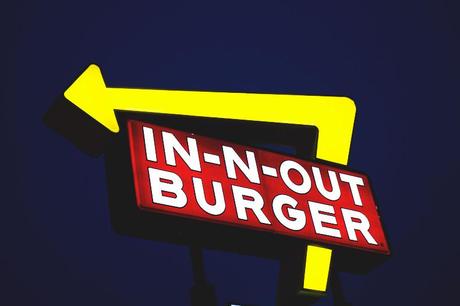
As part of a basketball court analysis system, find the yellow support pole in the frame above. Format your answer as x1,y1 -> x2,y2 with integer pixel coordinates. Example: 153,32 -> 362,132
303,245 -> 333,292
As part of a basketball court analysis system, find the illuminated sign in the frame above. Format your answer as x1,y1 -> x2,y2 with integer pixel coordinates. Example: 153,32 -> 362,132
51,64 -> 390,298
128,120 -> 389,254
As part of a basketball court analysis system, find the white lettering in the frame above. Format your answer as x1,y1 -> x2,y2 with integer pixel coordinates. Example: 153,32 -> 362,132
143,127 -> 157,162
308,201 -> 341,238
232,186 -> 270,224
340,173 -> 365,206
312,167 -> 341,201
272,195 -> 306,231
280,160 -> 311,194
162,131 -> 201,171
341,208 -> 377,245
192,177 -> 225,216
223,146 -> 260,184
148,168 -> 187,208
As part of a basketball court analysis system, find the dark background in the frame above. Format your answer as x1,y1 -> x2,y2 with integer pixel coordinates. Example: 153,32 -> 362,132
2,0 -> 460,305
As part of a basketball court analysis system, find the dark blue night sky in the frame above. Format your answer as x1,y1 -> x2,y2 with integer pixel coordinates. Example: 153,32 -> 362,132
2,1 -> 460,305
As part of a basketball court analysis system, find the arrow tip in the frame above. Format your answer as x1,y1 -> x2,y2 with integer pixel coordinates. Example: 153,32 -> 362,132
64,64 -> 119,133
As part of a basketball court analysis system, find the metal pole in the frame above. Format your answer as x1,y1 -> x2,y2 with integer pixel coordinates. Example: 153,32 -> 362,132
189,245 -> 217,306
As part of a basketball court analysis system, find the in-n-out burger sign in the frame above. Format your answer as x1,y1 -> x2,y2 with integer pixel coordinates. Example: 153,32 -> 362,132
128,120 -> 389,254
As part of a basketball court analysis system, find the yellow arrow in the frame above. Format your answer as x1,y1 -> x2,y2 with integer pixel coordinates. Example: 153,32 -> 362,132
64,64 -> 355,165
64,64 -> 357,293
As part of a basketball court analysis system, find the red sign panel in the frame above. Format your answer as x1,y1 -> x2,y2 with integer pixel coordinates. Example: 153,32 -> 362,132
128,120 -> 389,254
